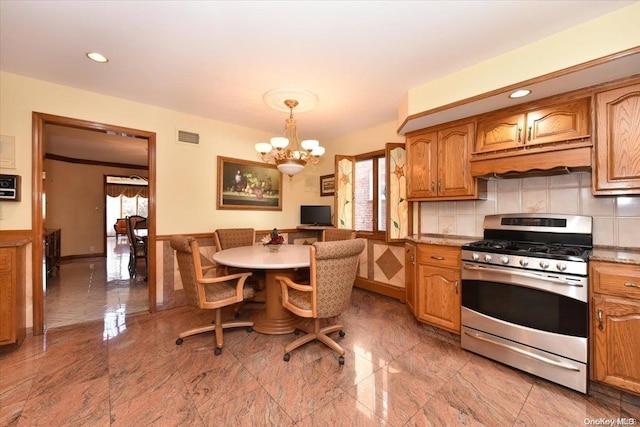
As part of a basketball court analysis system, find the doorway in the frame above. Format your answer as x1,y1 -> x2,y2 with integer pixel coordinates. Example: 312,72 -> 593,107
32,112 -> 157,335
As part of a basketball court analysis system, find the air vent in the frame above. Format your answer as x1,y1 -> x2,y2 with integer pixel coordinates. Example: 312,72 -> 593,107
177,130 -> 200,145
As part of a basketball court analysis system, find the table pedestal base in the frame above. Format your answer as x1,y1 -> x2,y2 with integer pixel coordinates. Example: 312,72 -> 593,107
250,269 -> 299,335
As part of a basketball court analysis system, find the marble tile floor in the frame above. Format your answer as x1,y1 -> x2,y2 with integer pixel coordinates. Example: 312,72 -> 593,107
45,236 -> 149,330
2,287 -> 639,426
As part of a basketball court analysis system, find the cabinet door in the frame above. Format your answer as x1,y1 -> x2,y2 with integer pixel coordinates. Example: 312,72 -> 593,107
594,82 -> 640,195
405,243 -> 416,315
592,295 -> 640,394
0,248 -> 16,344
475,113 -> 526,153
406,131 -> 437,198
525,98 -> 590,147
416,264 -> 461,333
438,122 -> 474,198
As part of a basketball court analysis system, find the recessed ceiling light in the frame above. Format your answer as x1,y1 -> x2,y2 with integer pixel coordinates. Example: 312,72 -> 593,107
509,89 -> 531,99
86,52 -> 108,63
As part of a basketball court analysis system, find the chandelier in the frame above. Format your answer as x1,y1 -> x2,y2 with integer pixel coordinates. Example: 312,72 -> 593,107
255,99 -> 325,178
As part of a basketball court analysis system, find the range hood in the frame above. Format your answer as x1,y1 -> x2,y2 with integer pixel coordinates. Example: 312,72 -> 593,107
479,166 -> 591,180
469,142 -> 592,179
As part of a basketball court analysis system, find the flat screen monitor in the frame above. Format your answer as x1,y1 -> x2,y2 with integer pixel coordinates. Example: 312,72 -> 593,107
300,205 -> 332,226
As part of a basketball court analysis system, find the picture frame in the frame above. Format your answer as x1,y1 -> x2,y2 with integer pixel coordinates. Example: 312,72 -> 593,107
320,174 -> 335,197
217,156 -> 282,210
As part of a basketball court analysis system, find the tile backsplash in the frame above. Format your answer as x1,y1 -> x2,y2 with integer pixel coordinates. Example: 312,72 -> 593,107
419,172 -> 640,248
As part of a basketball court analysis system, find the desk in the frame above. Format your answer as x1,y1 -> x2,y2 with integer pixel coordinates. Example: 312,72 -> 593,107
212,244 -> 310,334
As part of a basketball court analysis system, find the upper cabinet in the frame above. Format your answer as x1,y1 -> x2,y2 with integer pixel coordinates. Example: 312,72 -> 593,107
406,121 -> 486,201
475,99 -> 590,154
593,80 -> 640,195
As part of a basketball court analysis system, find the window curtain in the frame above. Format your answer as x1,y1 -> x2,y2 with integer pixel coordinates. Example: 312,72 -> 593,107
106,184 -> 148,198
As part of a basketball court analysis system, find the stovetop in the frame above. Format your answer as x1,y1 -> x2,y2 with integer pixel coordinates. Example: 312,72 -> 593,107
463,239 -> 592,262
461,214 -> 593,276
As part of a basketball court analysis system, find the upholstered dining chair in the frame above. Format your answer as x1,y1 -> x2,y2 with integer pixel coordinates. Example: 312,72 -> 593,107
126,215 -> 147,278
276,238 -> 365,364
214,228 -> 266,303
170,235 -> 254,355
322,228 -> 356,242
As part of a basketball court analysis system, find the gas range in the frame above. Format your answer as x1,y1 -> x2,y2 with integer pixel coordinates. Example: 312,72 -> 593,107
461,213 -> 593,276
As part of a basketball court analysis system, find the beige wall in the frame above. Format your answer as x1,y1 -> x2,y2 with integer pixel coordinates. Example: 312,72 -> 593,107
0,72 -> 327,234
400,2 -> 640,123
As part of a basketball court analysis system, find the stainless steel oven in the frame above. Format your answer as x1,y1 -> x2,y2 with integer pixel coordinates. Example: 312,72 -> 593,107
461,214 -> 592,393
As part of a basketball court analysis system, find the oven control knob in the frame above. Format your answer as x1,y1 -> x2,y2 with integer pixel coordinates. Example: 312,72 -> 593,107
501,256 -> 509,265
520,259 -> 529,267
472,253 -> 480,261
539,260 -> 550,269
556,263 -> 567,272
484,254 -> 492,262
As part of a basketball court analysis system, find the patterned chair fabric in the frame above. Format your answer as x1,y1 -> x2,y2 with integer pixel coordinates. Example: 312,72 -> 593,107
276,238 -> 365,364
169,235 -> 254,355
321,228 -> 356,242
214,228 -> 256,250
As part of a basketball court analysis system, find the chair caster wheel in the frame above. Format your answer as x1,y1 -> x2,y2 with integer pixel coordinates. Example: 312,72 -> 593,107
234,311 -> 241,319
214,348 -> 222,356
294,329 -> 301,335
338,356 -> 345,365
283,353 -> 290,362
247,326 -> 253,333
339,330 -> 345,337
175,338 -> 183,345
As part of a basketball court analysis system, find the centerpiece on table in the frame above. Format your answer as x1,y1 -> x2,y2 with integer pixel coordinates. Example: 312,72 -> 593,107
262,228 -> 285,252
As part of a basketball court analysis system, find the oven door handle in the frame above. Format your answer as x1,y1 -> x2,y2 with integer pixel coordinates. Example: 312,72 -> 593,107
462,264 -> 583,287
464,331 -> 581,372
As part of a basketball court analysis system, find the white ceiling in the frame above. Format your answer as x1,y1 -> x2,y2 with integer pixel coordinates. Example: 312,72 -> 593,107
0,1 -> 636,165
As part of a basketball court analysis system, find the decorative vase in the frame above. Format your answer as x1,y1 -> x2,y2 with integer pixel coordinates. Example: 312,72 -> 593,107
266,244 -> 281,252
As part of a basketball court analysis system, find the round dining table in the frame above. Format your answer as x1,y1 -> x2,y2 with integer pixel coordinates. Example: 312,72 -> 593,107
212,244 -> 310,334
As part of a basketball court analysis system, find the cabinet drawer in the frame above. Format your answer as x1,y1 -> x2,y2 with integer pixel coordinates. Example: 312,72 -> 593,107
591,261 -> 640,300
418,245 -> 460,268
0,250 -> 13,273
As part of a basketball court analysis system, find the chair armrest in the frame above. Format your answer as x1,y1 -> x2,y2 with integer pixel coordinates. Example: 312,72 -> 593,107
275,275 -> 312,292
196,272 -> 254,302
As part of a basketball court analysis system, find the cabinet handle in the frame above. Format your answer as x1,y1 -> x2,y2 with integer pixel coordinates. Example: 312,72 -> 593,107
430,256 -> 445,260
454,280 -> 459,294
517,127 -> 522,143
597,308 -> 604,331
438,180 -> 442,193
431,181 -> 435,192
527,126 -> 532,141
411,254 -> 415,266
624,282 -> 638,288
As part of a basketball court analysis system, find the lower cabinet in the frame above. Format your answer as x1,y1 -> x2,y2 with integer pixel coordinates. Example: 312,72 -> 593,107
0,243 -> 27,347
590,261 -> 640,395
405,242 -> 416,314
410,243 -> 461,334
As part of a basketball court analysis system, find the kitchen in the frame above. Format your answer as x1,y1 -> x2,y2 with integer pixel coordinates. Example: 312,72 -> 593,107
1,2 -> 639,424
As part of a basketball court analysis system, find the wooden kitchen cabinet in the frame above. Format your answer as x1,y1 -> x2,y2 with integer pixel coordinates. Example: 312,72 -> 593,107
405,242 -> 416,314
590,260 -> 640,395
406,121 -> 486,200
0,242 -> 27,347
414,244 -> 461,334
474,98 -> 590,155
593,80 -> 640,195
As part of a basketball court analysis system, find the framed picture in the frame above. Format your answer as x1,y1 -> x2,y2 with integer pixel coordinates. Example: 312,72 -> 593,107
320,174 -> 335,197
217,156 -> 282,210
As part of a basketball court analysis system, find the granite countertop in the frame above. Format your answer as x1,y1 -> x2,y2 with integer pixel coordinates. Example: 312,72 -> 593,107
406,234 -> 480,247
590,246 -> 640,266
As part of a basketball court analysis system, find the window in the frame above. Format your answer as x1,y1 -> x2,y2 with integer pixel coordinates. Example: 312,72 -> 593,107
354,151 -> 386,235
335,143 -> 406,242
106,195 -> 148,236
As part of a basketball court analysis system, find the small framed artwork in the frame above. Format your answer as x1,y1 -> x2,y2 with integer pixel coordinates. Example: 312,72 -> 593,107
320,174 -> 335,197
217,156 -> 282,210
